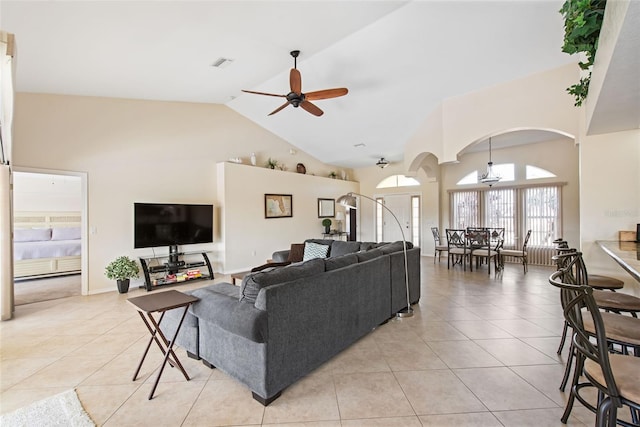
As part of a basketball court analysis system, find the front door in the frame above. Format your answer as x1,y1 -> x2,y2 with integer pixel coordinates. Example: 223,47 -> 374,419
382,194 -> 411,242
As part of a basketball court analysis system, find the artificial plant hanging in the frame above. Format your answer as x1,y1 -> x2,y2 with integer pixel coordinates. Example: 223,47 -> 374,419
559,0 -> 607,106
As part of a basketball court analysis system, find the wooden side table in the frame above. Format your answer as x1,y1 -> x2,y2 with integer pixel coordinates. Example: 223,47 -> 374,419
127,290 -> 199,399
230,271 -> 250,286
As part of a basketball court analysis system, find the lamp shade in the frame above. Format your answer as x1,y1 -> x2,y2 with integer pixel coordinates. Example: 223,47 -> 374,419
336,194 -> 357,209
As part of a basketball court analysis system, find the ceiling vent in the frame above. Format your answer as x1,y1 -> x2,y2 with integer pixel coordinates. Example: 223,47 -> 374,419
211,57 -> 234,69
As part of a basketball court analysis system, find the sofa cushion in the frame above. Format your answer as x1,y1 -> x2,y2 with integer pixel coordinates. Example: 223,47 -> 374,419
359,242 -> 378,251
324,253 -> 358,271
240,258 -> 325,303
329,241 -> 362,257
378,241 -> 413,254
303,242 -> 330,261
356,248 -> 383,262
191,284 -> 268,343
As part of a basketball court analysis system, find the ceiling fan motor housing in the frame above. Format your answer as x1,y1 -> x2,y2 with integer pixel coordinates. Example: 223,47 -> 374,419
286,92 -> 304,107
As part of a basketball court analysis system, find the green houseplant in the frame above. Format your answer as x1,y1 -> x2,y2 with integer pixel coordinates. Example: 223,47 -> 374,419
559,0 -> 607,106
265,158 -> 279,169
105,255 -> 140,294
322,218 -> 332,234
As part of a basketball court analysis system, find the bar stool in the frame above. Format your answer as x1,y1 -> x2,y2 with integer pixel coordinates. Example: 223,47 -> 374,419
551,252 -> 640,406
593,290 -> 640,318
549,260 -> 640,426
554,239 -> 624,291
554,241 -> 627,355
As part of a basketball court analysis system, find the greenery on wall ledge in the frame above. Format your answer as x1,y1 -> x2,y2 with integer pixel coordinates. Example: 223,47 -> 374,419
560,0 -> 607,106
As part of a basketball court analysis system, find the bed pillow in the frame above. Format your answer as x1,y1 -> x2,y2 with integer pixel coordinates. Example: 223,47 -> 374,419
51,227 -> 82,241
14,228 -> 52,242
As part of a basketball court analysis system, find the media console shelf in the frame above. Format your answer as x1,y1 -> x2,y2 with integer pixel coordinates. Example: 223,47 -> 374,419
139,250 -> 214,291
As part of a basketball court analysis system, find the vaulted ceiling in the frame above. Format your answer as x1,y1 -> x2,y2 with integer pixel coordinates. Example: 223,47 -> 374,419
2,1 -> 637,169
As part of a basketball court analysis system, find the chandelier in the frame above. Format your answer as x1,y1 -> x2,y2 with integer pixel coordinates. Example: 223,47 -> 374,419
479,137 -> 501,186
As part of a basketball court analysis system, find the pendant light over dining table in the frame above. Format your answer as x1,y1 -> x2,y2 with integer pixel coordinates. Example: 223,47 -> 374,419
479,137 -> 501,186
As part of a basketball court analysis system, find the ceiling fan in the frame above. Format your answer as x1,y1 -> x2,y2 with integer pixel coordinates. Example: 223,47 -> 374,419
242,50 -> 348,117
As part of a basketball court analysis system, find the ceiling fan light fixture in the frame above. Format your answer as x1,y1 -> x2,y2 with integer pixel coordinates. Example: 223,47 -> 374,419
241,49 -> 348,117
376,158 -> 389,168
479,137 -> 501,186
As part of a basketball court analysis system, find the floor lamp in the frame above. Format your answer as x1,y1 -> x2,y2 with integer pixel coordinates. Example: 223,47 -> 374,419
336,192 -> 413,318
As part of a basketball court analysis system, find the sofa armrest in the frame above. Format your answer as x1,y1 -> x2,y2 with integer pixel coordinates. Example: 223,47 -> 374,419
271,250 -> 290,263
251,261 -> 291,272
190,285 -> 268,343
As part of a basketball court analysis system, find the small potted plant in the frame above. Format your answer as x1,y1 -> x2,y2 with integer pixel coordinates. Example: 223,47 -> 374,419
105,255 -> 140,294
328,171 -> 337,179
322,218 -> 332,234
266,158 -> 279,169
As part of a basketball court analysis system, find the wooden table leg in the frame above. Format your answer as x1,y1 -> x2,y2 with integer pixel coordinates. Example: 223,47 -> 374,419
147,305 -> 191,400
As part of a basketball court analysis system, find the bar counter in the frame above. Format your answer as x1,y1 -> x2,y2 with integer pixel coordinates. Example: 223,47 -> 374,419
596,240 -> 640,283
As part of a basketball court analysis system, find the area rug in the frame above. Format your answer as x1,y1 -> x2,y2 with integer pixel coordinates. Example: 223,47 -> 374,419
0,389 -> 95,427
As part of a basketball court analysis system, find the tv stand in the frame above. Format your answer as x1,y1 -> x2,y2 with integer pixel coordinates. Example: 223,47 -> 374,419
168,244 -> 179,266
139,249 -> 214,291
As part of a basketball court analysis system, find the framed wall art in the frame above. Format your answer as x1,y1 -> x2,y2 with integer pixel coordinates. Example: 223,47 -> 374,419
318,198 -> 335,218
265,194 -> 293,218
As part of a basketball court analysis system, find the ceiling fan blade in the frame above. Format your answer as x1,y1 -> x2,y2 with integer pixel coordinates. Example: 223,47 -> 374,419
290,68 -> 302,94
268,101 -> 291,116
305,88 -> 348,101
300,100 -> 323,117
241,89 -> 286,98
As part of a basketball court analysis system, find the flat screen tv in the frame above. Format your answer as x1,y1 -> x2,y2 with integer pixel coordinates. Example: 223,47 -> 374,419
134,203 -> 213,249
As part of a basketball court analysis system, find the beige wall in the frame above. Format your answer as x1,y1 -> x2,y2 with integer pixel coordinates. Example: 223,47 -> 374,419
351,164 -> 437,254
13,93 -> 350,294
218,162 -> 358,272
579,128 -> 640,293
439,138 -> 581,246
404,64 -> 580,169
13,172 -> 82,212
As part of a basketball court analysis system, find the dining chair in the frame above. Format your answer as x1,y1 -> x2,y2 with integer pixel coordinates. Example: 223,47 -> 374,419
549,254 -> 640,426
445,229 -> 469,270
467,229 -> 499,275
499,229 -> 531,273
431,227 -> 448,264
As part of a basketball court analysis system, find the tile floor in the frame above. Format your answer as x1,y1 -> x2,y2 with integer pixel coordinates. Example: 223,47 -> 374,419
1,258 -> 634,426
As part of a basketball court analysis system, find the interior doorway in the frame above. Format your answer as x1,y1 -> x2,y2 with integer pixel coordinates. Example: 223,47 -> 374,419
12,169 -> 87,305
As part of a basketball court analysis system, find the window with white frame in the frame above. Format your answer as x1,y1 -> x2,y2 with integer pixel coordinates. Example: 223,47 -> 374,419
377,175 -> 420,188
450,184 -> 562,250
375,197 -> 383,242
411,195 -> 420,246
525,185 -> 561,246
450,190 -> 480,229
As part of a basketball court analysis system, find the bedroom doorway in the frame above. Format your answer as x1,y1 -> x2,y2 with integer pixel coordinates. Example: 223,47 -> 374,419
12,169 -> 88,305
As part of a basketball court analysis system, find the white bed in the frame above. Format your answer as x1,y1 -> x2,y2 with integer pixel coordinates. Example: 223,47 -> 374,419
13,211 -> 82,278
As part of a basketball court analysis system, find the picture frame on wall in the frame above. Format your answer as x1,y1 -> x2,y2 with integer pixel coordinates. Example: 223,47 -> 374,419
265,194 -> 293,218
318,198 -> 335,218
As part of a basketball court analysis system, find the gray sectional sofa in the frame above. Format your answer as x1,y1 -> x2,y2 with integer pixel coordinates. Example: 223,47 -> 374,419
161,239 -> 420,405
